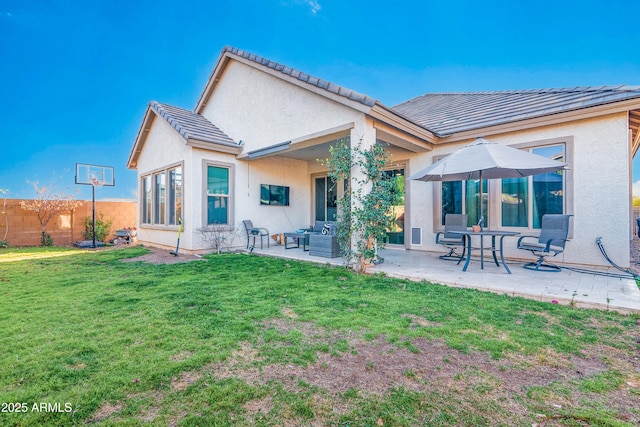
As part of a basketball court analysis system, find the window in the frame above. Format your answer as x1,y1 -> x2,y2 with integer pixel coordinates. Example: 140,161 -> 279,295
142,176 -> 152,224
438,140 -> 569,230
501,144 -> 564,229
154,172 -> 166,224
207,165 -> 229,224
441,179 -> 488,226
141,164 -> 183,227
169,167 -> 182,225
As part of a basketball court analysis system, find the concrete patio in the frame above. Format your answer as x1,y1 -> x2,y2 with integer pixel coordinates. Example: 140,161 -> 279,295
251,243 -> 640,314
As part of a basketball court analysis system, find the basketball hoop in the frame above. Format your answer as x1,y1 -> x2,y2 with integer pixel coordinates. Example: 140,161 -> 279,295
91,176 -> 105,187
75,163 -> 115,248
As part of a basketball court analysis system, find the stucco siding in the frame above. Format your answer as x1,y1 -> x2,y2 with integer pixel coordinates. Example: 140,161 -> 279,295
183,153 -> 310,251
199,61 -> 363,151
408,113 -> 631,268
135,116 -> 193,249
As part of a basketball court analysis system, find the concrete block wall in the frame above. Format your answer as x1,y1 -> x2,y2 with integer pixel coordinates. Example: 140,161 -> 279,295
0,199 -> 136,246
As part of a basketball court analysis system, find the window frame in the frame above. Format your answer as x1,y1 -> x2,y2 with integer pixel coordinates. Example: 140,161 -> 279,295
140,161 -> 184,229
202,160 -> 235,229
433,136 -> 573,236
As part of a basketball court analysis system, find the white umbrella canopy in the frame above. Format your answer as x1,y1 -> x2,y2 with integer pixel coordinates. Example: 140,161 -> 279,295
410,137 -> 567,182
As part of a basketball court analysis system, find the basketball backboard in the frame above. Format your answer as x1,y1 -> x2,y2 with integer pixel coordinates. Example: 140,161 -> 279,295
75,163 -> 115,186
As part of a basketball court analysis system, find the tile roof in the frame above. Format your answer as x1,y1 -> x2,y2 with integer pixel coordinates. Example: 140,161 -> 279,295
150,101 -> 237,146
222,46 -> 378,107
391,85 -> 640,137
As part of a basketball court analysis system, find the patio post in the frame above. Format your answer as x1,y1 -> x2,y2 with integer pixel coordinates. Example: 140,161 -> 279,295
349,118 -> 377,267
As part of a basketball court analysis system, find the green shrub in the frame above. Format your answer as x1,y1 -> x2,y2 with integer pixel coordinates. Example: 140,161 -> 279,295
40,232 -> 53,246
0,240 -> 8,248
82,212 -> 113,242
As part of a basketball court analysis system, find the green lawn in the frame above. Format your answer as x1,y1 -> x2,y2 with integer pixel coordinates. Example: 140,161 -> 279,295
0,246 -> 639,426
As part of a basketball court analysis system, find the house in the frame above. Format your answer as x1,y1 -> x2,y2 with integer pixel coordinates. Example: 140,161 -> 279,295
127,46 -> 640,268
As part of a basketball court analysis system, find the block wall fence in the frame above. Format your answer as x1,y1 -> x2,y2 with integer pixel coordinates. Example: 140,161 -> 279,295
0,199 -> 137,246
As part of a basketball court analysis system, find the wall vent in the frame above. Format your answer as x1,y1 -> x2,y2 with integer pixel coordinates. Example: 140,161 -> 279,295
411,227 -> 422,245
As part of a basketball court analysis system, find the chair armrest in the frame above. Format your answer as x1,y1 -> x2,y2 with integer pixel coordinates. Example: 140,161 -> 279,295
517,235 -> 537,247
435,231 -> 444,244
541,238 -> 567,252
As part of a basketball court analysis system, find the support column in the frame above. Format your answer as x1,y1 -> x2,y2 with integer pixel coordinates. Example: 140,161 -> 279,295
349,117 -> 377,266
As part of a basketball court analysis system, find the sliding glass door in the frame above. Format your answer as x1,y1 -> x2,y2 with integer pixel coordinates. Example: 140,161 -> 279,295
314,176 -> 337,222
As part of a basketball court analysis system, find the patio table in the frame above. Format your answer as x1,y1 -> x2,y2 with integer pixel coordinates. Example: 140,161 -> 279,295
449,230 -> 520,274
283,232 -> 310,251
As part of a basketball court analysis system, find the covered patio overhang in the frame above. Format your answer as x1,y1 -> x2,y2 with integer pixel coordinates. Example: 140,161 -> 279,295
237,120 -> 433,162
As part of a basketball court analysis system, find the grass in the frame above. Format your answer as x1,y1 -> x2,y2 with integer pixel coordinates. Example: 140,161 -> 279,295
0,246 -> 639,426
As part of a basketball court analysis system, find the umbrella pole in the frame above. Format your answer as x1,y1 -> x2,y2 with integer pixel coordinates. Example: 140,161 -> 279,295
478,170 -> 484,231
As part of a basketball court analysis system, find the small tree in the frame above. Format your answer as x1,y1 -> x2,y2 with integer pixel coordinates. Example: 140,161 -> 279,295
20,182 -> 82,246
321,138 -> 396,273
82,212 -> 113,242
197,223 -> 239,254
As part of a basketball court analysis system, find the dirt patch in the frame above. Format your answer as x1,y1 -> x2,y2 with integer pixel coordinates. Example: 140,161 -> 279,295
120,246 -> 205,265
87,402 -> 123,423
402,313 -> 442,328
170,351 -> 194,362
206,320 -> 610,398
171,371 -> 202,391
243,395 -> 273,415
149,313 -> 640,424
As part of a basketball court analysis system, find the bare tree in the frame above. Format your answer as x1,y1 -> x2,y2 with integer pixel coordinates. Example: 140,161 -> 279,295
20,182 -> 82,246
197,223 -> 239,254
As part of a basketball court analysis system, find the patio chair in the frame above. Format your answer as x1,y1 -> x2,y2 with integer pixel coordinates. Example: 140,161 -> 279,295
242,220 -> 269,250
517,214 -> 572,272
436,213 -> 468,262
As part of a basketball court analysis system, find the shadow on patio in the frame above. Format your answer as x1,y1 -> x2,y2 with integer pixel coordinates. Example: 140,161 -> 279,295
251,243 -> 640,314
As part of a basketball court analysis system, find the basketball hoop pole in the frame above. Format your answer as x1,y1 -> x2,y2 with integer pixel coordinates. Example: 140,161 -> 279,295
75,163 -> 115,248
92,184 -> 96,248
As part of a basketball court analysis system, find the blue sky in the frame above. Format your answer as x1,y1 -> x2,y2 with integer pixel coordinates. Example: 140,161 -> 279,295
1,0 -> 639,200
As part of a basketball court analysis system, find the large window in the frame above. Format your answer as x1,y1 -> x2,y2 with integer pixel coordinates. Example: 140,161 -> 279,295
501,145 -> 564,228
141,164 -> 183,226
439,141 -> 568,230
207,165 -> 229,225
142,176 -> 152,224
154,172 -> 166,224
169,167 -> 183,225
441,179 -> 488,226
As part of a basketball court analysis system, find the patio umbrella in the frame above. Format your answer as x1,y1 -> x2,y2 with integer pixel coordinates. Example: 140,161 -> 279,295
410,137 -> 567,228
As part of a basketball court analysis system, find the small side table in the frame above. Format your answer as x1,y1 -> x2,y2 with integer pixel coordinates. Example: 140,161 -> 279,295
283,232 -> 310,251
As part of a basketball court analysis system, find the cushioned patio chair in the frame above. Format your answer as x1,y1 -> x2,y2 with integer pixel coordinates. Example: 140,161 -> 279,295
436,213 -> 468,262
242,220 -> 269,250
517,214 -> 572,272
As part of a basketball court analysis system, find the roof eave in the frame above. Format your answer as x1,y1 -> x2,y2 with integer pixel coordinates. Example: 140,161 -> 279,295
187,138 -> 243,154
195,50 -> 233,114
127,106 -> 155,169
369,104 -> 438,145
